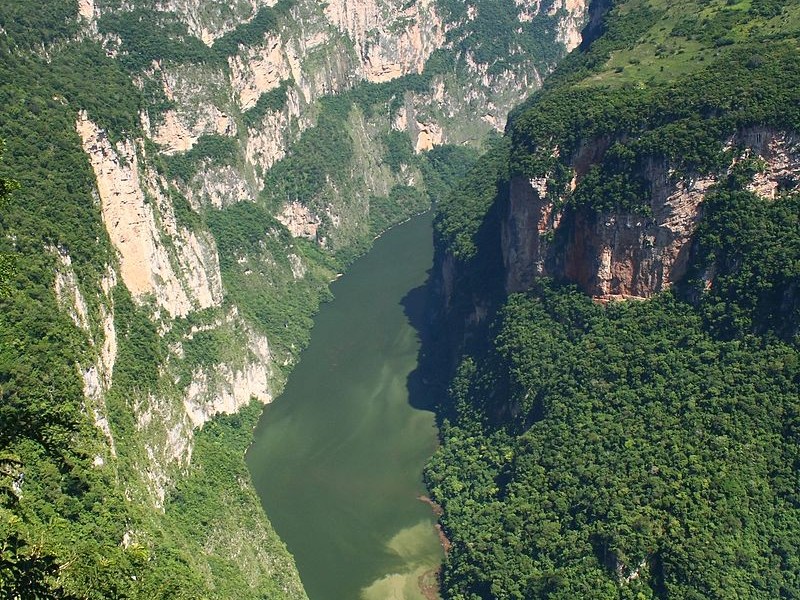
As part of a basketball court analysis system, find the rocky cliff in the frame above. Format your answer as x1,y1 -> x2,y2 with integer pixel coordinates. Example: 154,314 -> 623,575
427,2 -> 800,597
502,128 -> 800,301
0,0 -> 591,597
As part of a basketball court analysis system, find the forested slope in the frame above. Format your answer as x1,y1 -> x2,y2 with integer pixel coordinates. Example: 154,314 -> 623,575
429,0 -> 800,597
0,0 -> 587,597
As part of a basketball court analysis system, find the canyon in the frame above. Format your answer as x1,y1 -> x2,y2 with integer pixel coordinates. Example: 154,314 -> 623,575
0,1 -> 591,598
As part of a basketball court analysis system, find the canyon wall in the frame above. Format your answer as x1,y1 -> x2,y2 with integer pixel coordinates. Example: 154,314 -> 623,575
502,129 -> 800,300
37,0 -> 589,596
74,0 -> 590,484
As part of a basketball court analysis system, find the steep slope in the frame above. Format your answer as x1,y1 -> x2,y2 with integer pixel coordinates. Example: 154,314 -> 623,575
429,0 -> 800,597
0,0 -> 589,597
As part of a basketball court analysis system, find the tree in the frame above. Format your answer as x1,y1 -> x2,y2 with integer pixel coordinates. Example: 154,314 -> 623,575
0,142 -> 17,296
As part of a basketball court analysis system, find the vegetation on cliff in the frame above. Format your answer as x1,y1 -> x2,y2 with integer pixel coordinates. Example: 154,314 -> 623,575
0,0 -> 583,596
428,283 -> 800,598
430,0 -> 800,597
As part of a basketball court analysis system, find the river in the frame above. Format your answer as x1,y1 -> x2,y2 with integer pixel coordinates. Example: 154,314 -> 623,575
246,213 -> 442,600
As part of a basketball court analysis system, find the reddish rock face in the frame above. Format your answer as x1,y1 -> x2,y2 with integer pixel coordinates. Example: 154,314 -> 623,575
502,129 -> 800,299
502,175 -> 556,293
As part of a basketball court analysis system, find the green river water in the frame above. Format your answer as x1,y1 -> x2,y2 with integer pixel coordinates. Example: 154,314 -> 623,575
246,213 -> 443,600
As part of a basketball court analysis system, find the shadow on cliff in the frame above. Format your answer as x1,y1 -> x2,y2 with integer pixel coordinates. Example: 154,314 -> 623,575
401,271 -> 448,413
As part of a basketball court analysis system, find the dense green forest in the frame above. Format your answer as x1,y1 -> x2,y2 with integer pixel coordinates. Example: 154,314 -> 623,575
427,285 -> 800,598
0,0 -> 572,595
429,0 -> 800,597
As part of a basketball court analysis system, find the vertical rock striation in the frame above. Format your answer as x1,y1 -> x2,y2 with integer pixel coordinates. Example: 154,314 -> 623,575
502,130 -> 800,300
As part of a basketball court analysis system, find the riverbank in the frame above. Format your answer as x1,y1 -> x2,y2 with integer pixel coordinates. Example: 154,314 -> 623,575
247,213 -> 443,600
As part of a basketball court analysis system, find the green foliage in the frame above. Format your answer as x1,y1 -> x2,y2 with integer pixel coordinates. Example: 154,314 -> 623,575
55,42 -> 145,135
0,511 -> 77,599
0,46 -> 141,261
98,10 -> 212,70
750,0 -> 791,17
571,142 -> 650,214
368,185 -> 428,235
162,401 -> 305,600
262,95 -> 354,213
430,2 -> 800,598
170,189 -> 203,231
419,144 -> 481,203
111,287 -> 163,394
437,0 -> 565,74
206,201 -> 279,268
0,145 -> 17,297
434,137 -> 510,260
164,134 -> 238,182
243,79 -> 292,129
690,181 -> 800,341
0,0 -> 78,50
428,285 -> 800,599
383,130 -> 415,173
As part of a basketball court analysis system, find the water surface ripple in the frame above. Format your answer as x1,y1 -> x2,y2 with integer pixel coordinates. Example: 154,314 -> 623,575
247,213 -> 441,600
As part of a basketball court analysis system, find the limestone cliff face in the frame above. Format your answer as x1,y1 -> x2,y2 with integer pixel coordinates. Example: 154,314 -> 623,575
74,0 -> 589,529
77,113 -> 223,318
137,0 -> 444,215
125,0 -> 588,242
79,0 -> 96,21
502,129 -> 800,300
551,0 -> 591,51
741,128 -> 800,200
181,311 -> 274,428
324,0 -> 443,82
75,110 -> 284,508
229,35 -> 294,110
143,61 -> 238,154
186,164 -> 252,208
277,200 -> 321,240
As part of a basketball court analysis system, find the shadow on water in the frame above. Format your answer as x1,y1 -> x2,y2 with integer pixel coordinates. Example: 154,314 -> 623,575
401,269 -> 448,415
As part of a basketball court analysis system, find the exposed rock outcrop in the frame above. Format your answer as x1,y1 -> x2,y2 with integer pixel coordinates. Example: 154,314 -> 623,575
53,247 -> 91,332
146,108 -> 235,155
186,163 -> 254,208
323,0 -> 443,82
243,88 -> 307,182
52,248 -> 119,456
277,200 -> 322,240
230,35 -> 294,110
502,129 -> 800,300
135,390 -> 195,508
182,319 -> 273,428
144,63 -> 236,154
77,112 -> 223,318
78,0 -> 95,21
414,120 -> 443,153
741,128 -> 800,199
551,0 -> 588,51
